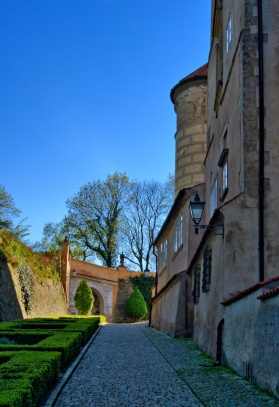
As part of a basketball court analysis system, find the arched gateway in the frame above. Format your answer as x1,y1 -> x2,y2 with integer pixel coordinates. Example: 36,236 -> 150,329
60,241 -> 155,322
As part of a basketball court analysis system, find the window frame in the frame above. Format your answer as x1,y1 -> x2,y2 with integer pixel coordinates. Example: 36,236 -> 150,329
159,238 -> 168,271
226,14 -> 232,54
173,211 -> 183,254
218,148 -> 229,202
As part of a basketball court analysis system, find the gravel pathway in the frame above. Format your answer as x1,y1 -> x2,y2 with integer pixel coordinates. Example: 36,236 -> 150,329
49,322 -> 279,407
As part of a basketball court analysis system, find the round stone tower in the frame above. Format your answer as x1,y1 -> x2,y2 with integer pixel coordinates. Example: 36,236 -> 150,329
170,64 -> 208,197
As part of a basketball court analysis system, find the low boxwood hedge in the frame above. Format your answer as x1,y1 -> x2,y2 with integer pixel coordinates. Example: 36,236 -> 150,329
0,316 -> 106,406
0,316 -> 105,367
0,350 -> 61,407
0,316 -> 102,346
0,331 -> 82,366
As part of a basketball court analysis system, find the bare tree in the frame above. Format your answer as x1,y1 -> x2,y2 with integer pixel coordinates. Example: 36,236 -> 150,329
37,174 -> 174,271
119,179 -> 173,271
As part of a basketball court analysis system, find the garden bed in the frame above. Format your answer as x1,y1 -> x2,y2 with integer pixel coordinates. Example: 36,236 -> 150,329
0,315 -> 105,406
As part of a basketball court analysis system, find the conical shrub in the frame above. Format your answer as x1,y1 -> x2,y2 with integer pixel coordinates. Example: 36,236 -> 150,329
74,280 -> 94,315
125,286 -> 147,320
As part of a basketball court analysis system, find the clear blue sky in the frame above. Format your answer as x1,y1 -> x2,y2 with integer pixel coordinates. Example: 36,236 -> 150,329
1,0 -> 210,244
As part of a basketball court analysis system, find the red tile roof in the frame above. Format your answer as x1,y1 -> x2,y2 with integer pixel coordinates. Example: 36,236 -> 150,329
257,286 -> 279,301
170,63 -> 208,104
221,276 -> 279,306
181,63 -> 208,81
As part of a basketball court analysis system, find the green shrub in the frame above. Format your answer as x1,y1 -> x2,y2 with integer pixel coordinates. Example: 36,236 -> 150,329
130,274 -> 155,311
17,265 -> 35,313
74,280 -> 94,315
0,350 -> 61,407
125,286 -> 147,320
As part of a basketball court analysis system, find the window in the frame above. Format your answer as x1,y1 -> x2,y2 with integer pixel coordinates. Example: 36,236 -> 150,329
159,238 -> 168,271
210,179 -> 218,218
222,160 -> 228,192
218,148 -> 229,201
226,14 -> 232,53
174,212 -> 183,253
193,265 -> 201,304
202,245 -> 212,292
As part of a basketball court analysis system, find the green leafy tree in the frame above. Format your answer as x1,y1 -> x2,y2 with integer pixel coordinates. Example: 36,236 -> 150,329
0,184 -> 21,229
11,217 -> 31,243
74,280 -> 94,315
0,185 -> 30,242
34,220 -> 93,261
66,172 -> 130,268
125,286 -> 147,320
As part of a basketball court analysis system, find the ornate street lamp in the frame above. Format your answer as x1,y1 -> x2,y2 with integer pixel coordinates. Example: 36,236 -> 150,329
189,194 -> 205,225
189,193 -> 224,237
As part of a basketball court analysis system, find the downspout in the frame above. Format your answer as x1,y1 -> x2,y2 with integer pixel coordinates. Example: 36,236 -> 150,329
257,0 -> 265,282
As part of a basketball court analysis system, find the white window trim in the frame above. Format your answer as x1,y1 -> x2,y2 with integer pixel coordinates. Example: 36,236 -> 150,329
222,160 -> 228,192
159,238 -> 168,271
226,14 -> 232,53
174,212 -> 183,254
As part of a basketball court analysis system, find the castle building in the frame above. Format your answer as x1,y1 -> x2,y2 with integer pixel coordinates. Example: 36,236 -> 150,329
151,0 -> 279,398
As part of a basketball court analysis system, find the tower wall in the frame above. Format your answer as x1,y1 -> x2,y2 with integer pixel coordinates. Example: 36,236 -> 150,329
172,78 -> 208,196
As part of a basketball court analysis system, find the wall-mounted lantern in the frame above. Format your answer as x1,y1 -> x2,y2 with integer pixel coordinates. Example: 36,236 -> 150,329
144,268 -> 150,278
189,193 -> 224,237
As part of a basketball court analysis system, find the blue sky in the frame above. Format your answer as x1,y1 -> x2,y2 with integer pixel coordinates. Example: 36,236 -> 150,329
1,0 -> 210,243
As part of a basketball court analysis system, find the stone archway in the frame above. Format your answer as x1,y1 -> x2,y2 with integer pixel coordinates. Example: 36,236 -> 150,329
91,288 -> 103,315
89,287 -> 105,315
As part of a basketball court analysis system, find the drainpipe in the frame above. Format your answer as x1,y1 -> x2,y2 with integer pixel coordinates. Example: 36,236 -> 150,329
257,0 -> 265,282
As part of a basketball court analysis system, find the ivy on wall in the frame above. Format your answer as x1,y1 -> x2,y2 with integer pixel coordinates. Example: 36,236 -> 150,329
18,265 -> 35,313
130,274 -> 155,311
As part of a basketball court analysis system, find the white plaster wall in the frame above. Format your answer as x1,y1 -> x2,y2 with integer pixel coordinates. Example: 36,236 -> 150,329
69,276 -> 115,318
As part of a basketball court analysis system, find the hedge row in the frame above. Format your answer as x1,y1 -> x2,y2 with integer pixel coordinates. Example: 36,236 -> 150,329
0,330 -> 82,366
0,315 -> 105,406
0,351 -> 60,406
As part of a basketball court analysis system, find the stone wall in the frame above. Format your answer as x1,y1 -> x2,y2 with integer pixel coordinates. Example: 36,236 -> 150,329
0,260 -> 67,321
113,279 -> 134,322
222,287 -> 279,399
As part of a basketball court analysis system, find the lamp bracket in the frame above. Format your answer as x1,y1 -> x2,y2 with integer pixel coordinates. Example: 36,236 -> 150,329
194,224 -> 224,237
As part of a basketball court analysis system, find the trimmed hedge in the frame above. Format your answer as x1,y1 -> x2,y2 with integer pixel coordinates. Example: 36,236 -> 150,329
0,316 -> 106,405
0,331 -> 82,366
0,350 -> 61,407
0,316 -> 103,345
0,317 -> 104,365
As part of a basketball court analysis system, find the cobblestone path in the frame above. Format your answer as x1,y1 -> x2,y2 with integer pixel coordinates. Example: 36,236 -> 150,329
50,323 -> 279,407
